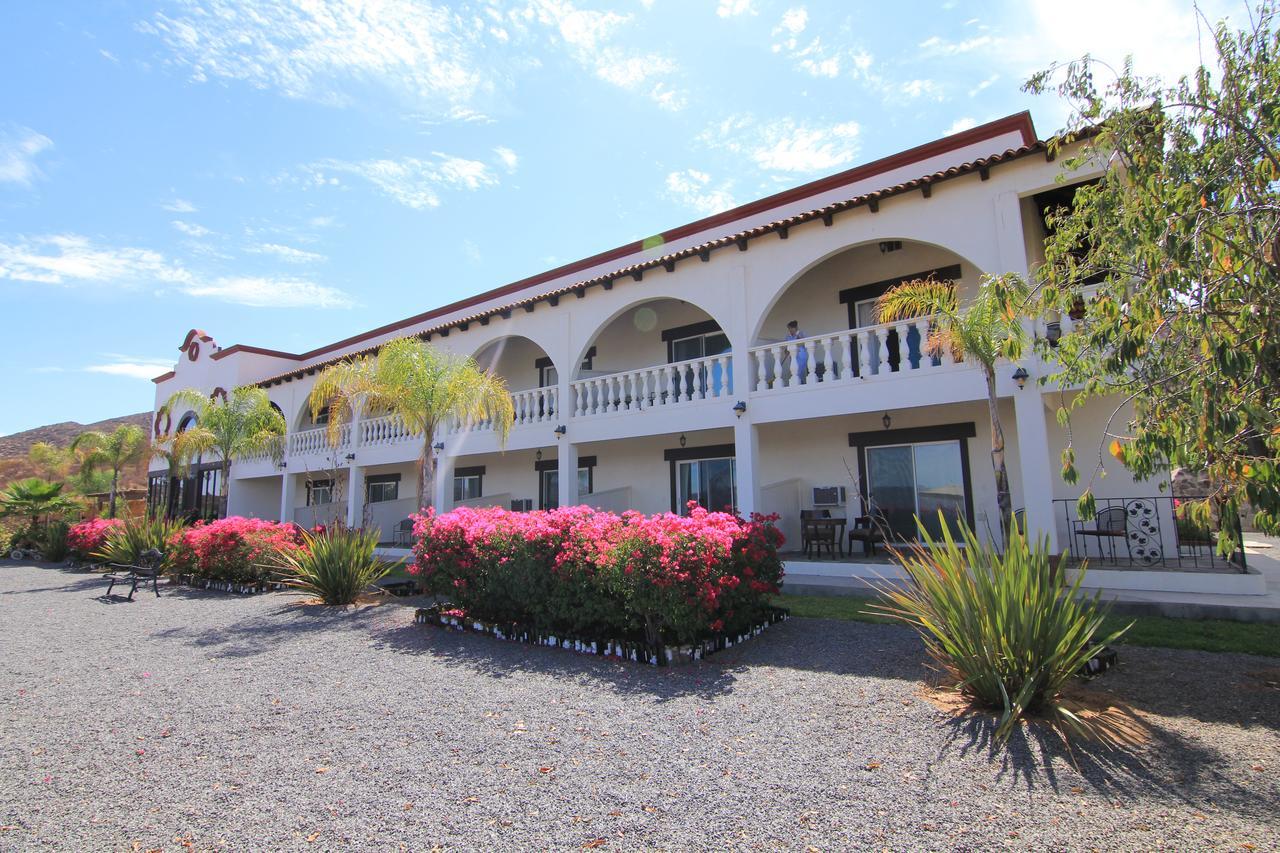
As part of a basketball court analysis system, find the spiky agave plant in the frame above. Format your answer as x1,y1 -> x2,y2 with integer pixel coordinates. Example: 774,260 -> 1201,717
272,527 -> 394,605
96,515 -> 185,568
872,514 -> 1129,743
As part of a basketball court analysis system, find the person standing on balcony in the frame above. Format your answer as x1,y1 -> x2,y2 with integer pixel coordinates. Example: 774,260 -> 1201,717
786,320 -> 809,384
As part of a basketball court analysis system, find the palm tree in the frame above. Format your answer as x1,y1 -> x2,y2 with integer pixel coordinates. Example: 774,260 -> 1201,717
69,424 -> 149,518
877,273 -> 1029,538
0,478 -> 76,531
308,337 -> 515,513
163,386 -> 287,511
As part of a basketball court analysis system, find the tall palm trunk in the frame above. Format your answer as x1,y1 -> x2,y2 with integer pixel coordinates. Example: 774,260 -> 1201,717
418,429 -> 438,512
983,364 -> 1013,539
108,469 -> 119,519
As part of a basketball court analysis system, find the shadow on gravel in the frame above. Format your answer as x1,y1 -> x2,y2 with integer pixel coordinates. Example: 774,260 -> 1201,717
0,574 -> 110,596
149,599 -> 387,658
370,618 -> 743,702
934,709 -> 1269,820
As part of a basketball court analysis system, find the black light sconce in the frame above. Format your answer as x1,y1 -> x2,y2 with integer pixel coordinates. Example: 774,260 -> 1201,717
679,433 -> 687,447
1012,366 -> 1029,389
881,412 -> 892,430
432,441 -> 444,452
733,400 -> 747,418
535,449 -> 543,461
344,453 -> 356,461
277,461 -> 287,470
554,424 -> 567,439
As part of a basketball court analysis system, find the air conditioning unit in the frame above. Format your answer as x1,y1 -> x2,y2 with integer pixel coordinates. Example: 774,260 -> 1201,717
812,486 -> 847,506
510,499 -> 533,512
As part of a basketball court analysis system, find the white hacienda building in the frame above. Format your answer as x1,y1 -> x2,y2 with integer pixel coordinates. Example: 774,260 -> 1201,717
148,112 -> 1263,596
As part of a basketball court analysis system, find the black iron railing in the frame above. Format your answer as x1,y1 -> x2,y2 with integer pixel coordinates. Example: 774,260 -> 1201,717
1054,495 -> 1246,572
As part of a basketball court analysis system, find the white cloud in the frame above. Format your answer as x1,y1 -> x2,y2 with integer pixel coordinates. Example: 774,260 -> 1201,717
144,0 -> 685,115
247,242 -> 327,263
901,79 -> 943,100
918,34 -> 998,57
493,146 -> 519,172
305,154 -> 500,209
162,198 -> 197,212
172,220 -> 212,238
968,74 -> 999,97
716,0 -> 755,17
0,233 -> 352,308
664,169 -> 737,216
944,117 -> 978,136
140,0 -> 489,113
184,276 -> 354,309
776,7 -> 807,36
702,116 -> 862,174
86,356 -> 174,380
99,49 -> 119,63
0,126 -> 53,186
0,234 -> 192,286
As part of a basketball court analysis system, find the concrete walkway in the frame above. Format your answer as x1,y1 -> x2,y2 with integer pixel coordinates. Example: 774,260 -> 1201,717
782,536 -> 1280,622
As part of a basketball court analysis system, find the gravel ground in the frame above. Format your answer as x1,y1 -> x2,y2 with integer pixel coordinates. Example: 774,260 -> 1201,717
1,562 -> 1277,851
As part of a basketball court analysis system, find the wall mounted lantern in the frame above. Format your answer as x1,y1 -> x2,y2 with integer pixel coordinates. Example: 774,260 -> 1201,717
344,453 -> 356,462
432,441 -> 444,452
881,412 -> 892,430
732,400 -> 747,418
679,433 -> 687,447
1012,367 -> 1030,389
554,425 -> 567,439
535,449 -> 543,461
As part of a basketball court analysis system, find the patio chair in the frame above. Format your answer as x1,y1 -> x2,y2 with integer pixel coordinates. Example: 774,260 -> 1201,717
103,548 -> 164,601
392,518 -> 415,547
800,509 -> 836,559
847,515 -> 886,557
1072,506 -> 1130,563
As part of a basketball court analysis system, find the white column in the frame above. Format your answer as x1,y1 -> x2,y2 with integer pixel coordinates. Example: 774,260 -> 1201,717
346,464 -> 365,529
432,452 -> 454,513
279,472 -> 296,525
557,440 -> 579,508
733,419 -> 760,518
1013,387 -> 1059,551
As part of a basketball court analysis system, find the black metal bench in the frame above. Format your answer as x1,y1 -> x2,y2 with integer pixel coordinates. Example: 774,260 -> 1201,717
103,549 -> 164,600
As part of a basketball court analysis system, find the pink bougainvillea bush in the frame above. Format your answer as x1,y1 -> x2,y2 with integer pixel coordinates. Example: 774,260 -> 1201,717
67,518 -> 124,560
412,504 -> 784,646
168,516 -> 308,584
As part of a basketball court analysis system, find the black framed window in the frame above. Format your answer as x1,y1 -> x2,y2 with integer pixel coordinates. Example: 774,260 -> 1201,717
453,466 -> 485,502
848,422 -> 976,540
366,473 -> 400,504
664,443 -> 736,514
307,479 -> 334,506
535,456 -> 596,509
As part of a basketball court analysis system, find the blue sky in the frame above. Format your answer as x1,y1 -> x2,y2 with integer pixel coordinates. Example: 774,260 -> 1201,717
0,0 -> 1240,435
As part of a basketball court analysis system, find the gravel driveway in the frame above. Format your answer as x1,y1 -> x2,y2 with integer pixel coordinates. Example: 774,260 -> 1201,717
1,562 -> 1277,851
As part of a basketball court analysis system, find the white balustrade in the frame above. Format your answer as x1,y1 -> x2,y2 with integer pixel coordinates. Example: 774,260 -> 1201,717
288,424 -> 350,457
748,318 -> 954,393
568,354 -> 734,420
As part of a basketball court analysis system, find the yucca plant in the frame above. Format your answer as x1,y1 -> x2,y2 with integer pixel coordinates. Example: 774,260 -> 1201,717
272,527 -> 394,605
873,514 -> 1129,743
96,515 -> 185,569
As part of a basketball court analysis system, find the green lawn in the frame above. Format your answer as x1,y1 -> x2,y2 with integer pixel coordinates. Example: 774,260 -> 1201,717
775,593 -> 1280,658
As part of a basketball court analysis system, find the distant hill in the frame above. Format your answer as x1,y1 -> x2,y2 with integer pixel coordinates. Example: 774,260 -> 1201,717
0,412 -> 152,492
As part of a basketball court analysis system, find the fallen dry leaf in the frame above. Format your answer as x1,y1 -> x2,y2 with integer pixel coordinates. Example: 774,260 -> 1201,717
314,767 -> 329,774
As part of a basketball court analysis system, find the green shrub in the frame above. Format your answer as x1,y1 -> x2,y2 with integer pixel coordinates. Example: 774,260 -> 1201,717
96,515 -> 186,568
41,520 -> 71,562
874,515 -> 1129,742
273,527 -> 391,605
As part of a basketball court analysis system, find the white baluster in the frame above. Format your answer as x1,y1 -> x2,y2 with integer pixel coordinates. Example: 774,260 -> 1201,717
873,327 -> 889,376
839,333 -> 854,382
894,322 -> 909,372
752,350 -> 765,393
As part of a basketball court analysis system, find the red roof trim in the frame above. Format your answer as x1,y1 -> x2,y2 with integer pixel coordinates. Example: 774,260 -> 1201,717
151,371 -> 176,384
213,112 -> 1036,367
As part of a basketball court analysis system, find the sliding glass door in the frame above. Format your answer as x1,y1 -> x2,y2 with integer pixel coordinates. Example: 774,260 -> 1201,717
676,457 -> 737,514
865,440 -> 966,540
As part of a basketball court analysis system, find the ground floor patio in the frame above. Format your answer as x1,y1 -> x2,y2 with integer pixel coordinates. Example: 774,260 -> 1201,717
1,563 -> 1275,849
